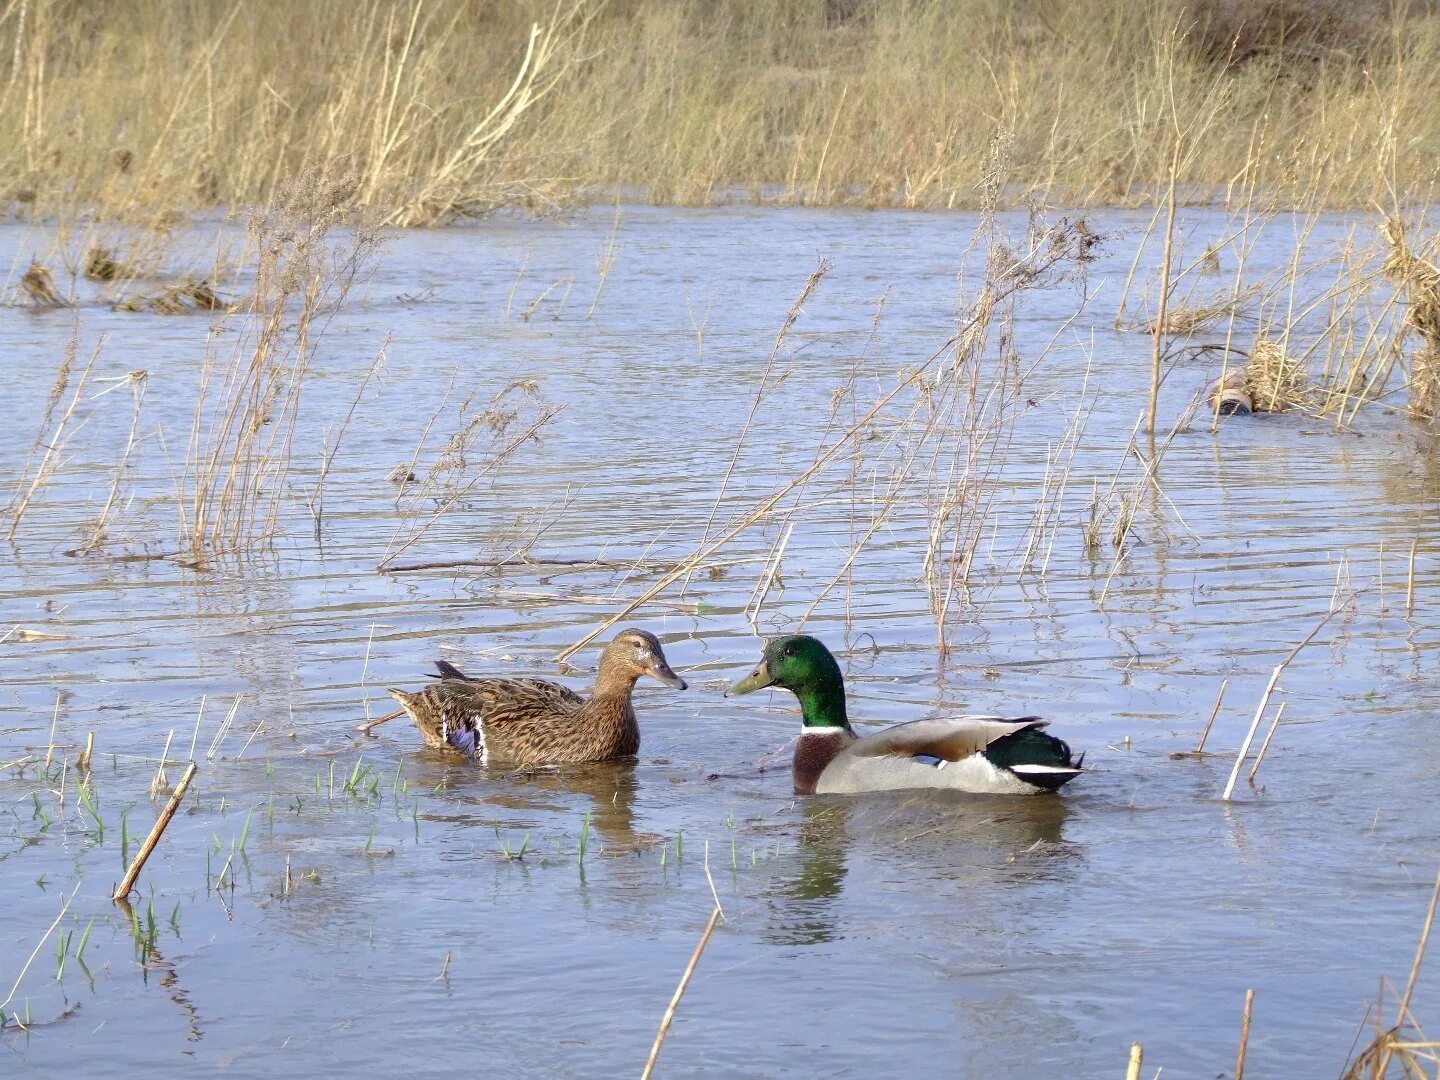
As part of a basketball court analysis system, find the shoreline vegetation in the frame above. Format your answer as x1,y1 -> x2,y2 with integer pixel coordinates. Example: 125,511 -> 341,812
2,0 -> 1440,224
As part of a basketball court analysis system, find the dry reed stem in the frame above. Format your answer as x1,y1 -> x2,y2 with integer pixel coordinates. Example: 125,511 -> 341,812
8,334 -> 101,539
0,890 -> 72,1018
1125,1042 -> 1143,1080
1221,609 -> 1337,800
1246,702 -> 1286,784
77,731 -> 93,774
114,761 -> 197,900
641,907 -> 722,1080
1171,678 -> 1227,759
1147,137 -> 1180,439
1235,988 -> 1255,1080
685,259 -> 830,596
1407,539 -> 1418,619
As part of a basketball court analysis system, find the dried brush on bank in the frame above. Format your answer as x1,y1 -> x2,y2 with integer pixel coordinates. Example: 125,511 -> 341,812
19,262 -> 66,307
1381,218 -> 1440,421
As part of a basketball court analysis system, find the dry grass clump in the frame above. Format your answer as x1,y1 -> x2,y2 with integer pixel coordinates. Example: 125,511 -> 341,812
115,281 -> 228,315
18,262 -> 66,307
83,246 -> 134,282
1244,337 -> 1308,413
1147,293 -> 1242,335
1382,218 -> 1440,420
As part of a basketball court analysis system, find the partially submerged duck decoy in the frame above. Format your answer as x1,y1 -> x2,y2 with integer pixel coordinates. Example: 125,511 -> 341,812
726,635 -> 1083,796
389,629 -> 686,766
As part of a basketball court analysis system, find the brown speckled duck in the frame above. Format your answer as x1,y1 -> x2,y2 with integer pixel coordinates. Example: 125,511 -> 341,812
388,629 -> 687,766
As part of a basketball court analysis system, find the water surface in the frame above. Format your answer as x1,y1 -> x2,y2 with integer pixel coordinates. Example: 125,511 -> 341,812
2,205 -> 1438,1077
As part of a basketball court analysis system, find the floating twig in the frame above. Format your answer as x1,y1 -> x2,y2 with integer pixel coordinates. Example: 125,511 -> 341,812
357,708 -> 405,735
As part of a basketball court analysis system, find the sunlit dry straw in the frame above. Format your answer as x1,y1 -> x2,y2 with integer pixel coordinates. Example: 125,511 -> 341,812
77,732 -> 93,775
114,761 -> 197,900
43,694 -> 60,772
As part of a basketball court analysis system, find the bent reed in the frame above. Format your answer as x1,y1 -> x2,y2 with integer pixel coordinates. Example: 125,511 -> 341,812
3,0 -> 1440,223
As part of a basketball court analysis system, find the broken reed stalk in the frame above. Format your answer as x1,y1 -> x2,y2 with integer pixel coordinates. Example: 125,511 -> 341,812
44,695 -> 60,772
1246,702 -> 1286,783
641,907 -> 723,1080
1197,679 -> 1227,753
1125,1042 -> 1142,1080
114,761 -> 197,900
1147,137 -> 1181,437
77,732 -> 94,774
1174,678 -> 1227,758
1222,609 -> 1336,800
1235,989 -> 1255,1080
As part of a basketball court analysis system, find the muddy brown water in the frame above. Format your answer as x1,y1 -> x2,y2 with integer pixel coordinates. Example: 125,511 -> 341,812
2,206 -> 1438,1078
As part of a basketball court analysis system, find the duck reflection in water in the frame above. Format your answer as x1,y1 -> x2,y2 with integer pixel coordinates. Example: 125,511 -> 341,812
761,793 -> 1073,947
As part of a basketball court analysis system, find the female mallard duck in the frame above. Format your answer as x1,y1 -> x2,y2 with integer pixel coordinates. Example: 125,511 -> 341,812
388,629 -> 686,766
726,634 -> 1082,796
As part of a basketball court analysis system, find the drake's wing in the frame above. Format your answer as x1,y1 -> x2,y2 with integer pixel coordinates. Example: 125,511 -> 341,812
848,717 -> 1046,762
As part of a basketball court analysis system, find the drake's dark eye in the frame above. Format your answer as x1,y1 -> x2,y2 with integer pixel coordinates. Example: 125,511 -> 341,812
783,645 -> 796,657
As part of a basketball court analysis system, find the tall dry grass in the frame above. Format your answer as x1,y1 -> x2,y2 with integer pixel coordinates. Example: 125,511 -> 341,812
3,0 -> 1440,221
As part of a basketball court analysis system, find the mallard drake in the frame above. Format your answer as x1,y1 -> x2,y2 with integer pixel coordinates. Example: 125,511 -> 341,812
726,634 -> 1083,796
388,629 -> 686,766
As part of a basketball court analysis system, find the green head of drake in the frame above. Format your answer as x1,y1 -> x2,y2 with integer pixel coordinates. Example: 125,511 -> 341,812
726,634 -> 854,733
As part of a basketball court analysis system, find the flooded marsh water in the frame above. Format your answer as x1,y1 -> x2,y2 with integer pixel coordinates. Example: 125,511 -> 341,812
2,206 -> 1439,1077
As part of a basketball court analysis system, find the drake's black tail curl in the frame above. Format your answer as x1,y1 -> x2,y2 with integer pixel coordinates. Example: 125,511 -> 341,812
982,727 -> 1083,792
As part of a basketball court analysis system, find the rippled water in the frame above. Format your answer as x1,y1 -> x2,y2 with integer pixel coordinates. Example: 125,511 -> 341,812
2,205 -> 1438,1078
